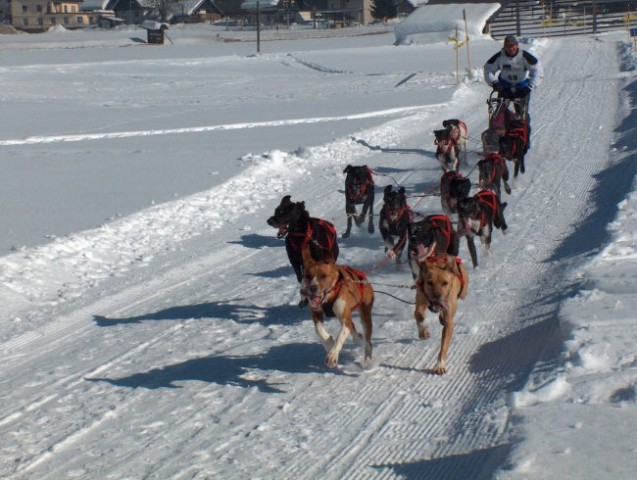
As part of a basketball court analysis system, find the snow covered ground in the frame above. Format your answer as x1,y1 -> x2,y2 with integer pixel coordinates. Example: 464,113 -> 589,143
1,9 -> 636,480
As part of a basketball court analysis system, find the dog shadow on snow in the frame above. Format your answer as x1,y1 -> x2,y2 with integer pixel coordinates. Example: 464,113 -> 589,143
372,443 -> 512,480
227,233 -> 281,250
86,342 -> 332,393
93,300 -> 302,327
351,136 -> 432,157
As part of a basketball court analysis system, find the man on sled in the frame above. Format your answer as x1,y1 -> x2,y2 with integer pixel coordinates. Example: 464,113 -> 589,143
483,35 -> 543,154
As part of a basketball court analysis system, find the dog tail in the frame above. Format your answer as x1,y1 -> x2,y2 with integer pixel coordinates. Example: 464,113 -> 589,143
501,202 -> 508,211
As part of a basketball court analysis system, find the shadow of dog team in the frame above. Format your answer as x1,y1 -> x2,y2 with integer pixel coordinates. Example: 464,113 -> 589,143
265,35 -> 541,376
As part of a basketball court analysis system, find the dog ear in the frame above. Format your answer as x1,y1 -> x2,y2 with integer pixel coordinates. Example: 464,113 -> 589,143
281,195 -> 292,205
384,185 -> 392,194
343,165 -> 352,174
442,120 -> 450,128
398,186 -> 406,195
321,248 -> 334,264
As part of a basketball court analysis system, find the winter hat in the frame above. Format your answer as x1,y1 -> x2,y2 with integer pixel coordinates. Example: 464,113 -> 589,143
503,35 -> 518,46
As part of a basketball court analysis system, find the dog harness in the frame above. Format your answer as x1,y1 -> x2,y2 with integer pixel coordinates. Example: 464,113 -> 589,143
287,218 -> 337,253
383,204 -> 411,224
474,190 -> 498,232
322,266 -> 367,318
435,135 -> 458,158
481,153 -> 506,184
505,121 -> 528,158
427,214 -> 454,248
346,167 -> 374,202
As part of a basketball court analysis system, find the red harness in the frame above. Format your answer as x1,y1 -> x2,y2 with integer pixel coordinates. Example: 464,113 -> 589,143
346,167 -> 374,202
287,219 -> 336,253
436,137 -> 457,157
437,121 -> 466,157
428,214 -> 454,247
482,153 -> 506,184
506,122 -> 528,158
474,190 -> 498,231
322,266 -> 367,317
384,204 -> 410,223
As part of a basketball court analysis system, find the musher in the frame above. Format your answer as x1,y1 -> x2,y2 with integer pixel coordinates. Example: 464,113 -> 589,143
483,35 -> 543,151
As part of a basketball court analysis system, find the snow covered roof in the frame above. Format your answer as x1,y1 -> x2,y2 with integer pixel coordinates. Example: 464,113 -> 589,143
80,0 -> 111,10
241,0 -> 280,11
395,3 -> 500,45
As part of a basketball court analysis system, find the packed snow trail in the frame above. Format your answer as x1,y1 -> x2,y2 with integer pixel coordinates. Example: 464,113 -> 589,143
0,35 -> 624,479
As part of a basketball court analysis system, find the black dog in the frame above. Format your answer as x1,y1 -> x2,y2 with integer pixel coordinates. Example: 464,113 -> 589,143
342,164 -> 375,238
456,190 -> 508,268
499,119 -> 528,177
379,185 -> 413,263
267,195 -> 339,284
477,153 -> 511,200
407,214 -> 459,279
440,171 -> 472,216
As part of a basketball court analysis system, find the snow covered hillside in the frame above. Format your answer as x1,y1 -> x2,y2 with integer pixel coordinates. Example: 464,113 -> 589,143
1,21 -> 636,480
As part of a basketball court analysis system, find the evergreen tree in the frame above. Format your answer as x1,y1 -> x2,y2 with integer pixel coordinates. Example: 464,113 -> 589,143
371,0 -> 398,21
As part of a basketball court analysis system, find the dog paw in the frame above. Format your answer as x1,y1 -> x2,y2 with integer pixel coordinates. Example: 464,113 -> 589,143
368,226 -> 375,234
361,356 -> 373,369
325,350 -> 339,368
418,325 -> 431,340
341,231 -> 350,239
433,360 -> 447,375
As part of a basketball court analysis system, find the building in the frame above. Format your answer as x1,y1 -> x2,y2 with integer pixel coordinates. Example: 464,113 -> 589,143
239,0 -> 373,26
6,0 -> 105,31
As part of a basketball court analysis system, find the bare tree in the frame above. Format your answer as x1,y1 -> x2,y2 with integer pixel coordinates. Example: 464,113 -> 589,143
146,0 -> 180,23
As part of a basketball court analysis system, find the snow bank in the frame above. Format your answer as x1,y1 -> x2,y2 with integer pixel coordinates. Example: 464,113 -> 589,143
394,3 -> 500,45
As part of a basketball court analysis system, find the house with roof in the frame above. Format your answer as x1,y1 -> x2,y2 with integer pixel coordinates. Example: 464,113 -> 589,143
4,0 -> 111,31
2,0 -> 223,30
240,0 -> 373,26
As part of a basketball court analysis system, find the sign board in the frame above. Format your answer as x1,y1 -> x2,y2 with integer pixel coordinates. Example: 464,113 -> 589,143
631,27 -> 637,37
147,29 -> 164,45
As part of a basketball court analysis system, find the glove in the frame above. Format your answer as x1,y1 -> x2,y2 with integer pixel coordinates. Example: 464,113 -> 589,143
518,86 -> 531,96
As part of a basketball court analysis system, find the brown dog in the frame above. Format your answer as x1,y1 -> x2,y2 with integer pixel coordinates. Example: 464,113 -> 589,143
414,254 -> 469,375
300,246 -> 374,368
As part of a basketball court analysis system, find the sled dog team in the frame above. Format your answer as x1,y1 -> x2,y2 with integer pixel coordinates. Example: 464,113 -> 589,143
267,113 -> 527,375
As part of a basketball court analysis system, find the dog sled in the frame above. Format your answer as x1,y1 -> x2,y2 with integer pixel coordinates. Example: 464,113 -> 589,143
481,89 -> 530,177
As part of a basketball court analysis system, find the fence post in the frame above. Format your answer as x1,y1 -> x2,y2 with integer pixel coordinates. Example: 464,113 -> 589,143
463,9 -> 472,75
